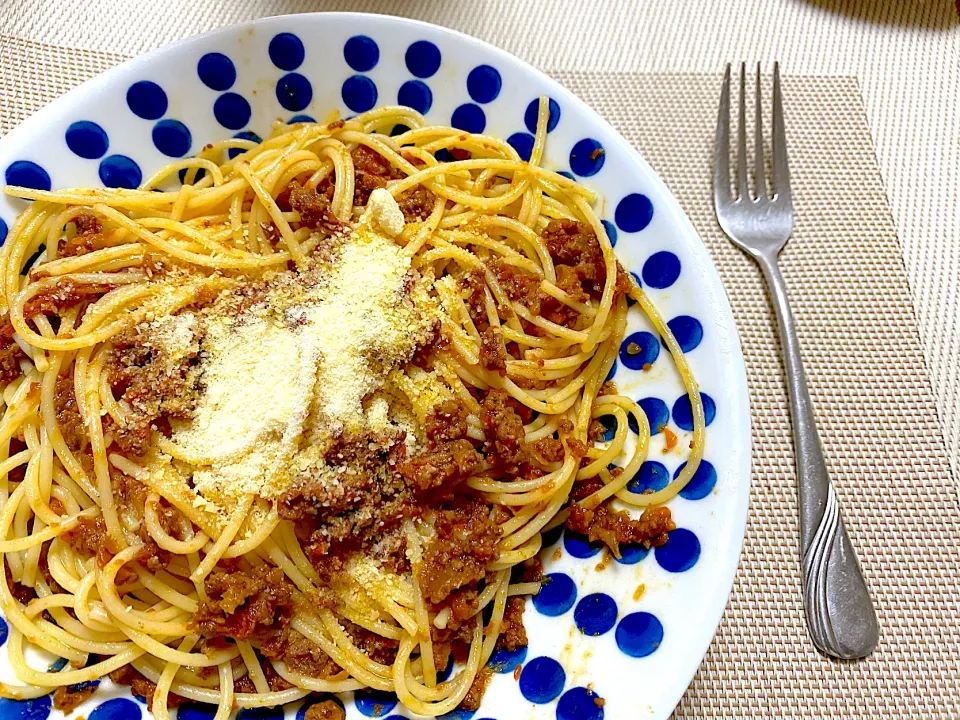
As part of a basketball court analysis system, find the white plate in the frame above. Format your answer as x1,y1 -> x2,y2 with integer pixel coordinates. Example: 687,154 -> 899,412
0,13 -> 751,720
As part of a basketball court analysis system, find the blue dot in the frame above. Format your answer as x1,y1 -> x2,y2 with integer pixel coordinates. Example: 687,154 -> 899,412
0,614 -> 7,645
344,35 -> 379,72
237,708 -> 283,720
269,33 -> 305,71
597,414 -> 617,442
341,75 -> 378,113
0,696 -> 51,720
574,593 -> 618,636
557,687 -> 604,720
563,530 -> 603,559
467,65 -> 502,103
439,709 -> 476,720
617,611 -> 664,658
619,331 -> 659,370
277,73 -> 313,112
177,704 -> 215,720
569,138 -> 605,177
354,690 -> 397,717
667,315 -> 703,353
405,40 -> 441,78
197,53 -> 236,91
397,80 -> 432,115
637,397 -> 669,435
451,103 -> 485,133
642,251 -> 681,289
89,698 -> 140,720
532,572 -> 577,617
228,130 -> 263,160
676,459 -> 718,500
602,220 -> 618,248
672,392 -> 716,431
518,656 -> 565,704
289,114 -> 315,124
615,193 -> 654,233
507,132 -> 535,162
628,460 -> 669,494
655,528 -> 701,572
152,119 -> 192,157
213,92 -> 252,130
5,161 -> 51,191
488,644 -> 527,674
605,358 -> 618,381
541,524 -> 563,548
557,170 -> 574,180
99,155 -> 142,189
126,81 -> 168,120
0,218 -> 7,245
524,98 -> 561,133
615,543 -> 650,565
296,699 -> 343,720
65,121 -> 108,159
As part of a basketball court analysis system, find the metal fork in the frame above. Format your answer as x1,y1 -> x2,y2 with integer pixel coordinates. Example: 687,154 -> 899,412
713,63 -> 879,659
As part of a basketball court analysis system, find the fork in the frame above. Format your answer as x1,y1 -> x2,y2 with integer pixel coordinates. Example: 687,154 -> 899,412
713,63 -> 879,659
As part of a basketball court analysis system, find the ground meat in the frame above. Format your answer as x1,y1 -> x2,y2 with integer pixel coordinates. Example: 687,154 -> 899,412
303,700 -> 346,720
399,439 -> 480,498
542,219 -> 607,297
566,501 -> 675,558
352,145 -> 401,206
59,211 -> 106,257
460,668 -> 492,711
495,597 -> 528,652
0,334 -> 26,386
533,437 -> 564,463
53,682 -> 98,713
260,626 -> 343,678
418,498 -> 501,604
479,327 -> 507,375
54,375 -> 85,451
109,665 -> 184,711
344,620 -> 400,665
480,389 -> 531,474
288,182 -> 343,233
396,185 -> 436,221
460,269 -> 490,332
193,567 -> 295,640
424,399 -> 468,444
22,280 -> 113,320
489,260 -> 580,329
61,516 -> 121,568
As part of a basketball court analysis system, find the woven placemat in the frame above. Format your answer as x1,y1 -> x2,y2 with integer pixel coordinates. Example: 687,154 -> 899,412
1,35 -> 959,719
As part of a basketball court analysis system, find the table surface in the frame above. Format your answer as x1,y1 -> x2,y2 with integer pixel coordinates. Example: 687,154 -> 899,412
4,0 -> 958,489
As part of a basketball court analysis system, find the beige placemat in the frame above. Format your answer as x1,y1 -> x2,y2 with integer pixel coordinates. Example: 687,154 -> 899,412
1,35 -> 959,719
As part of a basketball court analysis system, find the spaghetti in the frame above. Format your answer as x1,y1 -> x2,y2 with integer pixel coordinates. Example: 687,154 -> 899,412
0,99 -> 705,718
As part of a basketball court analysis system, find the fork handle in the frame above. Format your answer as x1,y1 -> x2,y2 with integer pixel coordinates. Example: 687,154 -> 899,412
757,254 -> 879,659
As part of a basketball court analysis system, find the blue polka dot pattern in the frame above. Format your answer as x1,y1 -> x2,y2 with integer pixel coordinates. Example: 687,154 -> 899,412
619,330 -> 659,370
524,97 -> 561,133
0,696 -> 51,720
597,414 -> 617,442
344,35 -> 379,72
341,75 -> 378,113
532,572 -> 577,617
615,543 -> 651,565
602,219 -> 618,248
176,704 -> 214,720
277,73 -> 313,112
540,523 -> 563,548
289,114 -> 315,124
89,698 -> 140,720
405,40 -> 442,78
677,459 -> 718,500
439,710 -> 475,720
296,699 -> 343,720
237,707 -> 283,720
0,218 -> 7,245
638,396 -> 669,435
269,33 -> 305,71
655,527 -> 701,572
615,192 -> 654,232
451,103 -> 485,133
628,460 -> 669,494
197,53 -> 236,91
672,391 -> 716,431
667,315 -> 704,352
397,80 -> 432,115
467,65 -> 502,103
574,593 -> 618,636
642,250 -> 681,289
178,167 -> 207,185
557,687 -> 604,720
354,689 -> 397,717
557,170 -> 574,180
228,130 -> 262,160
5,161 -> 51,191
616,611 -> 664,658
152,119 -> 192,157
213,92 -> 252,130
518,656 -> 565,703
99,155 -> 142,189
569,138 -> 605,177
507,132 -> 535,162
126,81 -> 168,120
487,644 -> 527,673
0,614 -> 6,646
65,121 -> 109,159
605,358 -> 618,381
563,530 -> 603,559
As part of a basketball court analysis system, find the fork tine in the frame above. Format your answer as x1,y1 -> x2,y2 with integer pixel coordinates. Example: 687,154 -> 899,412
771,61 -> 792,204
713,63 -> 732,206
754,63 -> 767,199
736,62 -> 749,201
